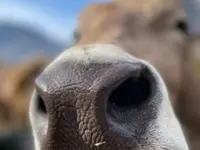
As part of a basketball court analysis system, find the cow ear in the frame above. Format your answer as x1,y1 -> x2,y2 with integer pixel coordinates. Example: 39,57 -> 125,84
0,57 -> 47,102
0,65 -> 8,103
0,63 -> 17,101
10,57 -> 47,91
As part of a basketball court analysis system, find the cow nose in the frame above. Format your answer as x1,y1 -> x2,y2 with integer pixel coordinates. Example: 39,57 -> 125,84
34,61 -> 153,115
30,44 -> 168,147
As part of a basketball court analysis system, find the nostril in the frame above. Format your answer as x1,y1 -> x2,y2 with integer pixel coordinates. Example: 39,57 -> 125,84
36,94 -> 47,114
108,66 -> 153,109
106,65 -> 157,136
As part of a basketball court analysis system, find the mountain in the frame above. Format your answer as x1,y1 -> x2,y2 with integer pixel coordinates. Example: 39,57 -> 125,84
0,22 -> 70,62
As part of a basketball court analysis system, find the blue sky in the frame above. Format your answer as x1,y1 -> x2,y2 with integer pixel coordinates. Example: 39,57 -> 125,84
0,0 -> 108,44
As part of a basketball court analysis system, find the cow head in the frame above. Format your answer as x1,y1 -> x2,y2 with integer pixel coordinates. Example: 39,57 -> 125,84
29,1 -> 189,150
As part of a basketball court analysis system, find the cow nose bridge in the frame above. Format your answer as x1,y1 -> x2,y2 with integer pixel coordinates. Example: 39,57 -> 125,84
34,44 -> 145,96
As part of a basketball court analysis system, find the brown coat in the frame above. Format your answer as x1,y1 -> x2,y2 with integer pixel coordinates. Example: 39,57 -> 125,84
0,57 -> 47,133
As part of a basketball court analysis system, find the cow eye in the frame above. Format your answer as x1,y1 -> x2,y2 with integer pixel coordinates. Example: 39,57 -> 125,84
175,20 -> 188,34
73,29 -> 81,43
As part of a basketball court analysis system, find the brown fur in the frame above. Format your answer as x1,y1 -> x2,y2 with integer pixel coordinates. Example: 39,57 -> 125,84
0,57 -> 47,133
175,36 -> 200,150
74,1 -> 200,149
112,0 -> 181,18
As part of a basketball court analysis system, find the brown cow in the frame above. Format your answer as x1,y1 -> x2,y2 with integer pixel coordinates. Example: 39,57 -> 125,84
0,57 -> 47,150
29,1 -> 189,150
0,57 -> 47,133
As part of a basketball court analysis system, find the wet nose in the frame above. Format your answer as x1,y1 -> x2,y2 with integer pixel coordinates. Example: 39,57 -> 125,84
30,44 -> 169,148
34,44 -> 164,113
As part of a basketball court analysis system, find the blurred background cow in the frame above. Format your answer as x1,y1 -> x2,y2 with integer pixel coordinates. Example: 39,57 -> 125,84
1,0 -> 200,150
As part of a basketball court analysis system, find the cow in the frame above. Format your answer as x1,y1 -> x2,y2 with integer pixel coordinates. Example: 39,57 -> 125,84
0,57 -> 47,150
28,1 -> 190,150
